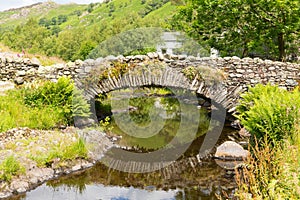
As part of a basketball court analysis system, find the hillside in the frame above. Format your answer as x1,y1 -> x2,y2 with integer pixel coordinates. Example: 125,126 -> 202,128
0,0 -> 178,61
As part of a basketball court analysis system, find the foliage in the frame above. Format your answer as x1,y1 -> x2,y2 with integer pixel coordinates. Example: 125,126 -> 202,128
236,84 -> 300,144
99,116 -> 113,133
235,136 -> 300,199
23,76 -> 91,125
1,18 -> 51,54
172,0 -> 300,61
172,34 -> 210,57
99,62 -> 131,80
88,28 -> 163,58
138,0 -> 170,17
0,156 -> 25,182
235,84 -> 300,199
0,90 -> 64,133
125,47 -> 157,56
0,0 -> 176,61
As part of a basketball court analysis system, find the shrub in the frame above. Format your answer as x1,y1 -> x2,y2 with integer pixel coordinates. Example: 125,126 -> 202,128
23,76 -> 91,125
235,84 -> 300,199
0,156 -> 25,182
236,84 -> 300,144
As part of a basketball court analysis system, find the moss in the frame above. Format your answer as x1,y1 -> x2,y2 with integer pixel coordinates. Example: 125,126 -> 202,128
99,62 -> 132,80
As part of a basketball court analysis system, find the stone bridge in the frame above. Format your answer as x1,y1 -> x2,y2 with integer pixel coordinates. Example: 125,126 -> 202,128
0,53 -> 299,112
76,53 -> 300,112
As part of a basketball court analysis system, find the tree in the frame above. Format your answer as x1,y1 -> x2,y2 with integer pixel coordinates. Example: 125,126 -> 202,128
2,18 -> 50,53
55,29 -> 85,61
88,28 -> 163,58
57,15 -> 68,25
172,0 -> 300,61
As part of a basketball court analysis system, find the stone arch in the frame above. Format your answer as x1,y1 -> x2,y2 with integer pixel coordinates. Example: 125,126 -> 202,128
76,61 -> 240,115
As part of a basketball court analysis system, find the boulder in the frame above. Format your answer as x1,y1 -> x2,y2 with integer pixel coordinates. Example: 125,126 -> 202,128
215,141 -> 249,160
30,57 -> 41,66
14,77 -> 24,85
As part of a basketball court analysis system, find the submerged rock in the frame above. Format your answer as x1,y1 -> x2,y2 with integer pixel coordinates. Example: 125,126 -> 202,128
215,159 -> 244,170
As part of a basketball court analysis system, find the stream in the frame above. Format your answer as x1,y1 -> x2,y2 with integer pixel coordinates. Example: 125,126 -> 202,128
12,88 -> 239,200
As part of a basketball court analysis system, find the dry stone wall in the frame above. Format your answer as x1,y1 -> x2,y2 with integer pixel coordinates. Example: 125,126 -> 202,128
0,53 -> 299,101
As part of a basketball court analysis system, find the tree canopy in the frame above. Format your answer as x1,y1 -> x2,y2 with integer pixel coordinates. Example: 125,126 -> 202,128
172,0 -> 300,61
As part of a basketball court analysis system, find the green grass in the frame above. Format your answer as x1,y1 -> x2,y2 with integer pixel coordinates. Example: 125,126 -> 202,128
0,2 -> 88,28
0,77 -> 90,133
0,0 -> 174,31
30,138 -> 88,167
0,156 -> 25,182
235,136 -> 300,199
0,90 -> 64,133
143,2 -> 177,27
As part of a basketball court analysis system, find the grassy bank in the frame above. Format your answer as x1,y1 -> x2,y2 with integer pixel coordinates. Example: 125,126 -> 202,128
0,77 -> 91,184
0,77 -> 90,133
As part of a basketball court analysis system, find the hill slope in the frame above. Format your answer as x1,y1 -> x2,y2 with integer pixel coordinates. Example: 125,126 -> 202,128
0,0 -> 178,61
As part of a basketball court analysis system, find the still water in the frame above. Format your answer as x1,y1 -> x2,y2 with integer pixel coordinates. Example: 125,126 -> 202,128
16,88 -> 237,200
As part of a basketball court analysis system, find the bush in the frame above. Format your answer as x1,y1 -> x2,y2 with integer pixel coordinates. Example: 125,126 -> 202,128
0,77 -> 90,133
236,84 -> 300,144
23,77 -> 91,125
235,84 -> 300,199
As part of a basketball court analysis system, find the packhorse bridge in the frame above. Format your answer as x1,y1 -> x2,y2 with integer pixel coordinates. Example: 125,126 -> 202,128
0,53 -> 299,113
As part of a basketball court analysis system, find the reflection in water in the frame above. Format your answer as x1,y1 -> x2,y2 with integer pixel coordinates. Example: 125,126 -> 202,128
105,88 -> 213,150
22,184 -> 180,200
13,88 -> 237,200
19,159 -> 235,200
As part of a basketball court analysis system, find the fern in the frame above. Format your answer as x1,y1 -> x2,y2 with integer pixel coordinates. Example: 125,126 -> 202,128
236,84 -> 300,145
23,76 -> 91,125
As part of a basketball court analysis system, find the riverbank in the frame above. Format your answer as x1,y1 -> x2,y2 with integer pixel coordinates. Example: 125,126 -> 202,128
0,127 -> 114,199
